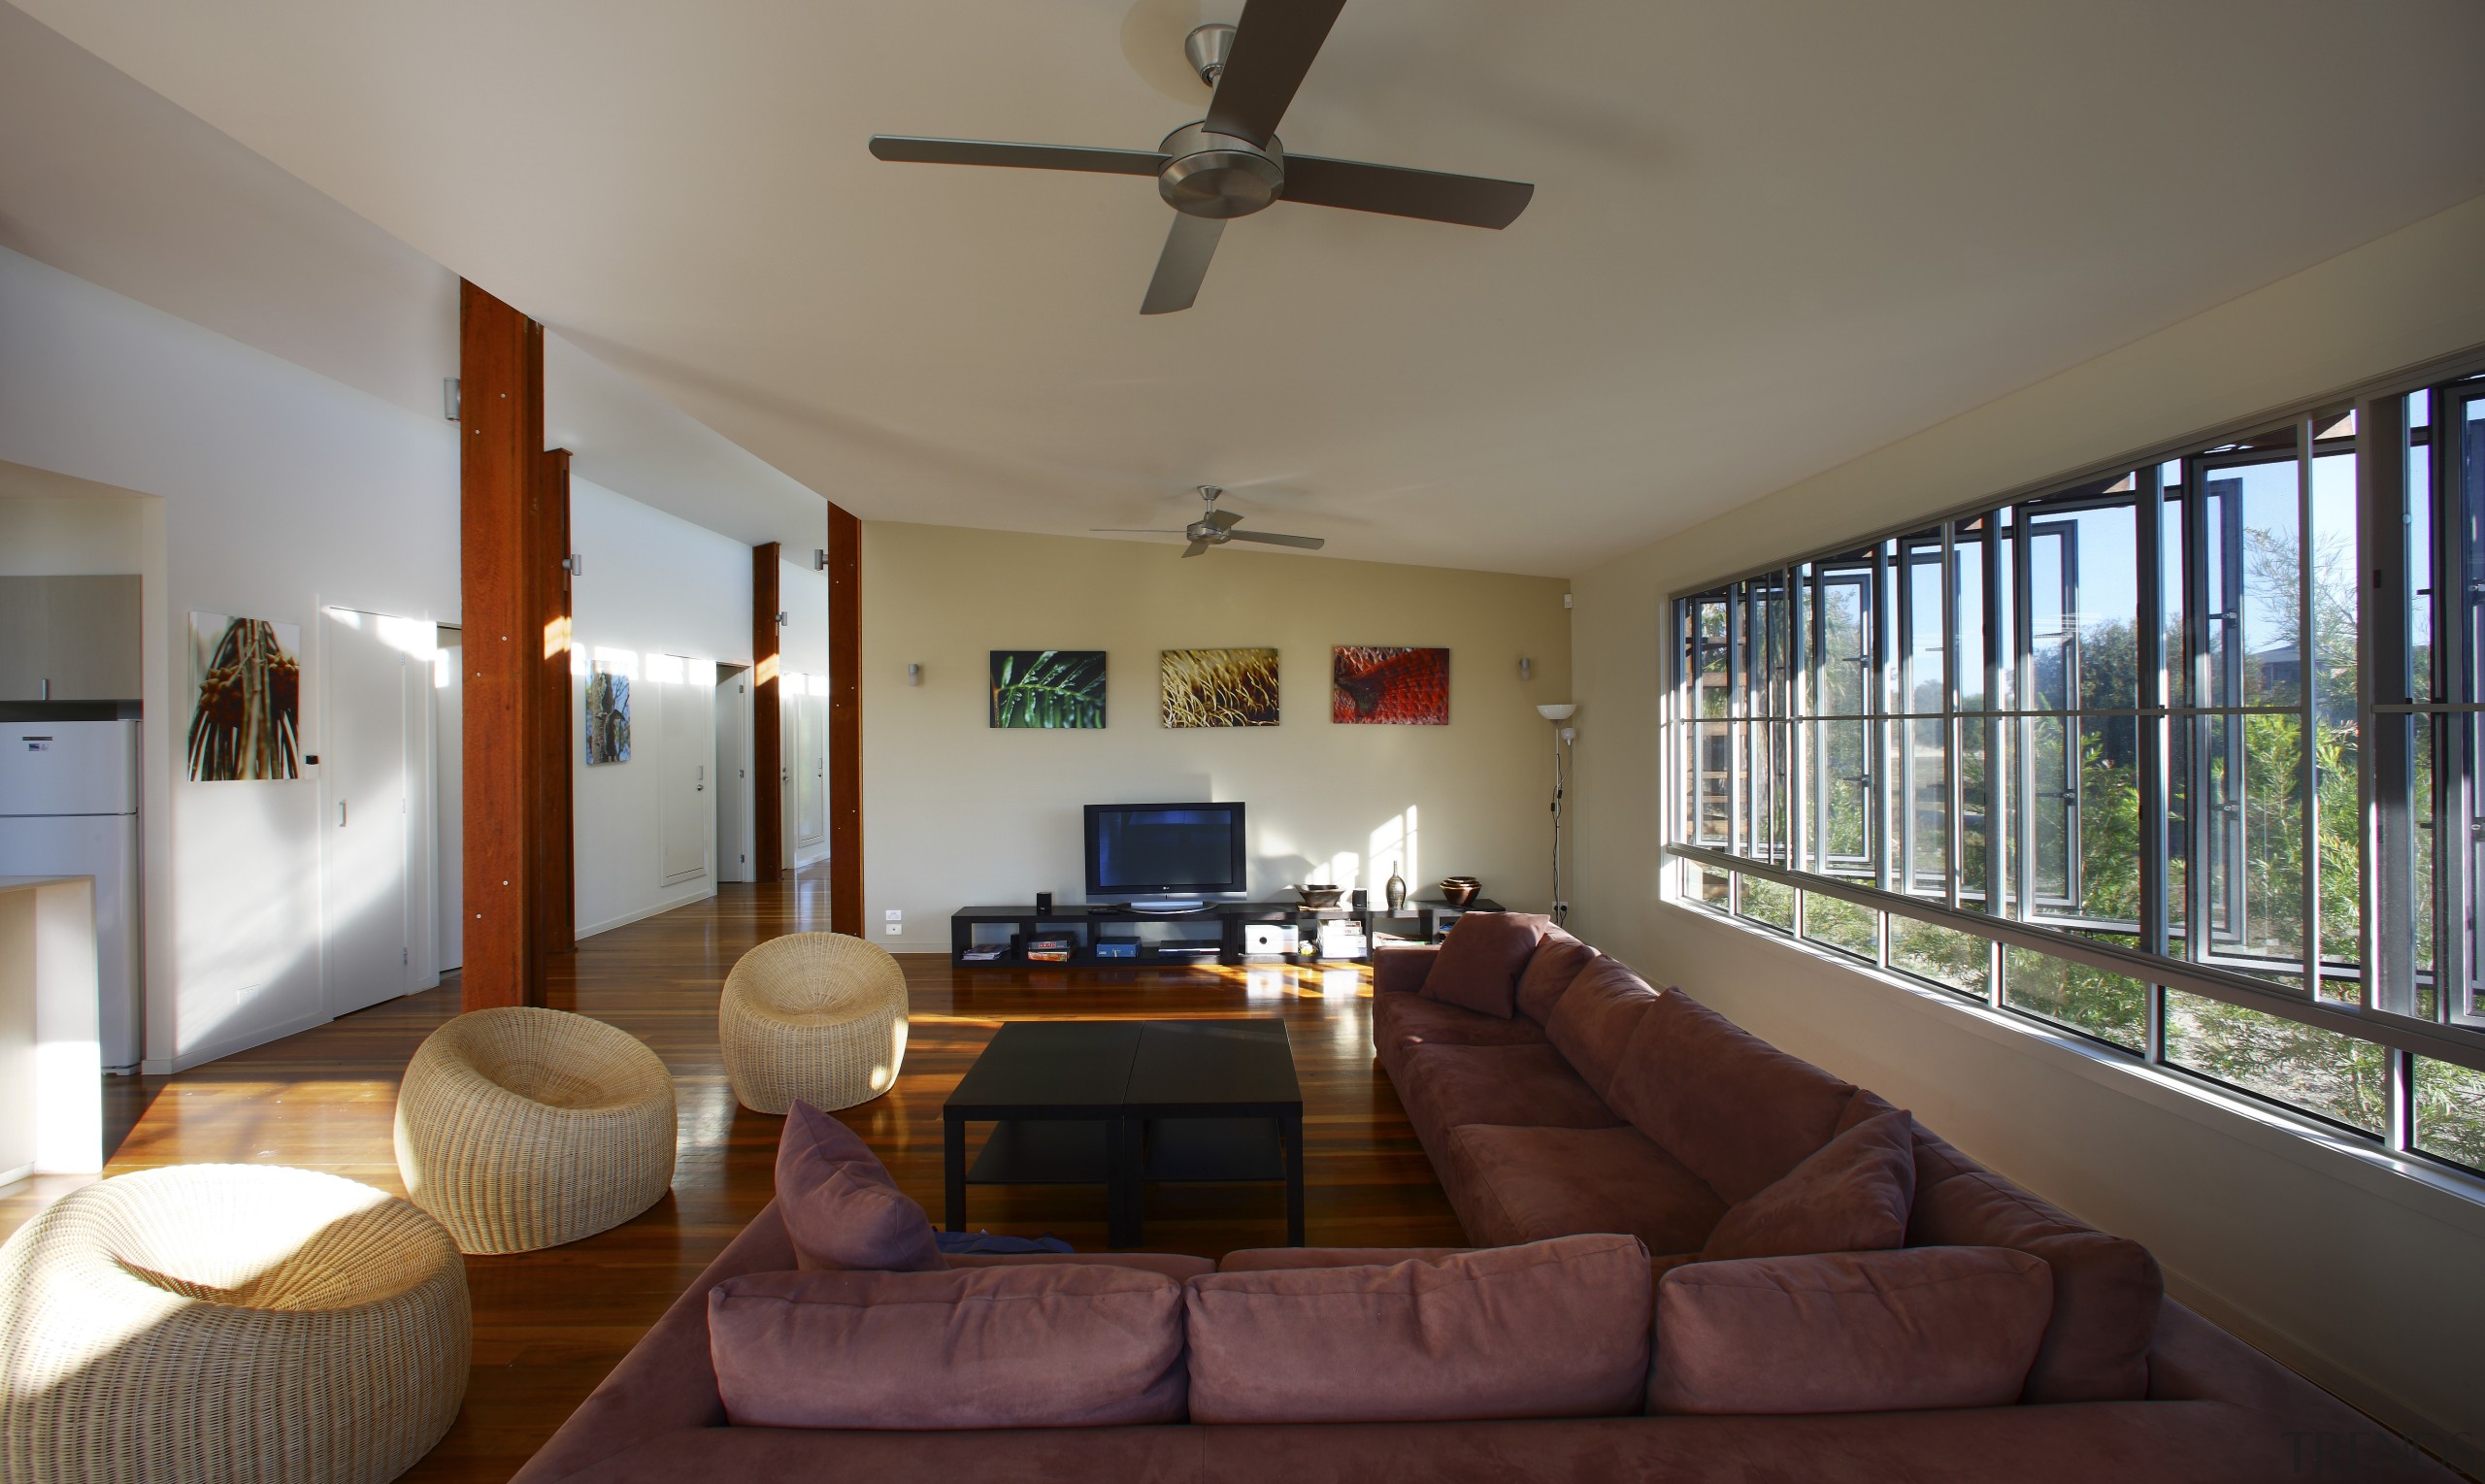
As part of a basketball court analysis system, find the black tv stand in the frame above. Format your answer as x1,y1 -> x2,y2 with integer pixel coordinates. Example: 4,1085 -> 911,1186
948,898 -> 1503,970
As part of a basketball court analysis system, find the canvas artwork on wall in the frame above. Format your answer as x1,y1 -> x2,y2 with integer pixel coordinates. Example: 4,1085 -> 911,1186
584,670 -> 632,764
1333,646 -> 1450,725
187,612 -> 302,780
1161,647 -> 1280,728
989,649 -> 1107,729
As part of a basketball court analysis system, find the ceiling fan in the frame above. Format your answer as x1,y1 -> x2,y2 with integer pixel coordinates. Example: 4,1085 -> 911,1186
868,0 -> 1535,314
1093,485 -> 1325,557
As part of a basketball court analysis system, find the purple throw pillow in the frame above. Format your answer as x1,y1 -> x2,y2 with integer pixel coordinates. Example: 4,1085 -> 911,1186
776,1100 -> 943,1272
1420,912 -> 1547,1019
1700,1108 -> 1916,1262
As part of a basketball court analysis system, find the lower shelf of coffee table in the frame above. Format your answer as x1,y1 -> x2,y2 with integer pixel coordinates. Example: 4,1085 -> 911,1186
965,1116 -> 1284,1187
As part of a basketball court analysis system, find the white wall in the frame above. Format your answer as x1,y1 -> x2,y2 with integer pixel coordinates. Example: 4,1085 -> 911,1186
861,522 -> 1573,949
1569,194 -> 2485,1451
0,244 -> 457,1072
567,476 -> 754,936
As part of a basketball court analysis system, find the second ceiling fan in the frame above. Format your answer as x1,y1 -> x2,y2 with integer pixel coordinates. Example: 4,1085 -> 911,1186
868,0 -> 1535,314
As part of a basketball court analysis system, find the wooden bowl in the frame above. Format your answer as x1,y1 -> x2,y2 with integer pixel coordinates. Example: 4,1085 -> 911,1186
1438,879 -> 1480,906
1294,884 -> 1344,907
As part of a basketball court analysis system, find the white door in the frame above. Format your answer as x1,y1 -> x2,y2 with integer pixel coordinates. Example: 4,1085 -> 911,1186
795,683 -> 826,851
319,609 -> 424,1018
435,627 -> 462,972
657,656 -> 711,887
713,668 -> 750,882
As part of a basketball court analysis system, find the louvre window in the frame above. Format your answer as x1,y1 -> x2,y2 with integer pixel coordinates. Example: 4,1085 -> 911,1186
1669,367 -> 2485,1178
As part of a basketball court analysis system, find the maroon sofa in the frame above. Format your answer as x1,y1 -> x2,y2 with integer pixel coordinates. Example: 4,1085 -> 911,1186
508,932 -> 2458,1483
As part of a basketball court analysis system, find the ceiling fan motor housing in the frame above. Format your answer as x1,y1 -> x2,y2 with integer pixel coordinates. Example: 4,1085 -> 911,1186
1157,122 -> 1283,219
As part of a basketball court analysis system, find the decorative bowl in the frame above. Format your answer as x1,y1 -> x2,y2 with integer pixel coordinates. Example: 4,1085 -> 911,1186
1294,884 -> 1344,907
1438,878 -> 1481,906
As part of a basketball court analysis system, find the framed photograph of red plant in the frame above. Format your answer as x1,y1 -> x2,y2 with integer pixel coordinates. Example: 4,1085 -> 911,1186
1332,646 -> 1448,725
187,611 -> 301,780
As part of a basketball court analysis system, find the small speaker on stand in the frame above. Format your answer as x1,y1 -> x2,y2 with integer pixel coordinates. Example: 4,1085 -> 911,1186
1036,892 -> 1054,912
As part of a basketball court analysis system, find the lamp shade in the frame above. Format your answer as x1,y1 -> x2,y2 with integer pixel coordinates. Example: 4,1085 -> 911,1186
1536,704 -> 1577,721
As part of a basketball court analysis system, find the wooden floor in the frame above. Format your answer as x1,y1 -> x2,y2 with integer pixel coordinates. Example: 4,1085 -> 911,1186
0,868 -> 1461,1483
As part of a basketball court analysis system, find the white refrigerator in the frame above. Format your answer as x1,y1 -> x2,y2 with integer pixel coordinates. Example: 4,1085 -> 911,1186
0,720 -> 142,1072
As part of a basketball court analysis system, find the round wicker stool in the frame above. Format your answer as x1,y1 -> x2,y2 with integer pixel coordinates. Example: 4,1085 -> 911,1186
393,1006 -> 677,1254
0,1164 -> 468,1484
719,933 -> 910,1113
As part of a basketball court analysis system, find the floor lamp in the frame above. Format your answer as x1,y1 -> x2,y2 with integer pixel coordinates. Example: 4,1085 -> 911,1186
1537,704 -> 1576,926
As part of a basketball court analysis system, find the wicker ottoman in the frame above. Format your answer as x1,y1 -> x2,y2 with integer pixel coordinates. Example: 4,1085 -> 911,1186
393,1006 -> 677,1254
0,1164 -> 468,1484
719,932 -> 910,1113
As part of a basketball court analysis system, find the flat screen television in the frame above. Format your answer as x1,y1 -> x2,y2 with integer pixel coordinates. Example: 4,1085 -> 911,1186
1085,802 -> 1247,900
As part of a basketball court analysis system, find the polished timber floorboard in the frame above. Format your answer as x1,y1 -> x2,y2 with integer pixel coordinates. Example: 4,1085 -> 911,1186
0,868 -> 1463,1483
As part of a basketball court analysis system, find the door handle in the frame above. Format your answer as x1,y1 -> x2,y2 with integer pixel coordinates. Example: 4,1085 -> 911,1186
340,801 -> 348,827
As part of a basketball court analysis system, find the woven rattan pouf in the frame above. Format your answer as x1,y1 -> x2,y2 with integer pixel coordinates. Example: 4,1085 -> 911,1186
0,1164 -> 469,1484
393,1006 -> 678,1254
719,932 -> 910,1113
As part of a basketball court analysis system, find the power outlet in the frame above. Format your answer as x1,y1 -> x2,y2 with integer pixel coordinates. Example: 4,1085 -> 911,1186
883,907 -> 904,938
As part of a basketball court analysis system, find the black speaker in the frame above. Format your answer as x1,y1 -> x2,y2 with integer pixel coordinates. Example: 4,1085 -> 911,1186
1351,888 -> 1369,909
1036,891 -> 1054,912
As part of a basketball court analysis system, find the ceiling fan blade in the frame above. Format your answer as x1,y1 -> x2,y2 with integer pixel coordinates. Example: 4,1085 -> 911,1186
1280,155 -> 1535,229
1089,527 -> 1187,534
1204,509 -> 1244,531
1224,529 -> 1326,549
868,137 -> 1165,177
1142,214 -> 1225,315
1181,539 -> 1212,558
1205,0 -> 1348,146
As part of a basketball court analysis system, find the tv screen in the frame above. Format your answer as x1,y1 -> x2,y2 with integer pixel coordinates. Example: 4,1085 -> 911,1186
1085,803 -> 1247,896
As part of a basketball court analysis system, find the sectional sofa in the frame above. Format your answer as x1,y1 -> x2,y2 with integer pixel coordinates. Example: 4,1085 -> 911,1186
509,919 -> 2458,1484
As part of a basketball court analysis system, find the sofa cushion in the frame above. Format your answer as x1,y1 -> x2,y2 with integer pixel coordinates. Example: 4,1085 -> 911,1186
1184,1235 -> 1650,1424
776,1102 -> 943,1272
1397,1043 -> 1625,1150
1700,1108 -> 1915,1262
1218,1246 -> 1472,1272
1373,990 -> 1550,1072
1514,927 -> 1599,1025
1910,1160 -> 2163,1403
1606,989 -> 1860,1204
1541,956 -> 1664,1096
1648,1246 -> 2053,1416
708,1265 -> 1186,1429
1420,912 -> 1548,1019
1442,1123 -> 1727,1252
944,1251 -> 1214,1280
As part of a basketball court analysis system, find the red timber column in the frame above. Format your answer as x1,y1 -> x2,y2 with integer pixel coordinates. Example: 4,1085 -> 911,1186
458,280 -> 557,1009
752,543 -> 783,884
826,504 -> 861,936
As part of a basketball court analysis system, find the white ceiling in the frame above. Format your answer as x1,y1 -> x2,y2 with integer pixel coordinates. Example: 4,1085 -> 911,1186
0,3 -> 828,554
9,0 -> 2485,576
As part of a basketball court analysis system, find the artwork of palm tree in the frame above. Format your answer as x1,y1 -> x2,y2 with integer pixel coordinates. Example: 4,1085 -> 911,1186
990,649 -> 1107,728
186,613 -> 300,781
584,671 -> 633,763
1161,647 -> 1280,728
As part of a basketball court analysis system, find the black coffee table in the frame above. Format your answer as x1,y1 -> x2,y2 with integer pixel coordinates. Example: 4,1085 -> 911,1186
943,1019 -> 1305,1248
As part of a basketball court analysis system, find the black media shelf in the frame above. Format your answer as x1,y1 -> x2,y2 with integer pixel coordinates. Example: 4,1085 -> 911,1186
948,898 -> 1502,970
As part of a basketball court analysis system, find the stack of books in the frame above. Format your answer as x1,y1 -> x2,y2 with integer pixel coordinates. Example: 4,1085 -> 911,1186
1024,936 -> 1075,963
1318,924 -> 1369,958
961,942 -> 1010,963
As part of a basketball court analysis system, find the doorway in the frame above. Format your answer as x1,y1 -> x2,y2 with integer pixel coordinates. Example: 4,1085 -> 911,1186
318,607 -> 438,1018
714,664 -> 753,882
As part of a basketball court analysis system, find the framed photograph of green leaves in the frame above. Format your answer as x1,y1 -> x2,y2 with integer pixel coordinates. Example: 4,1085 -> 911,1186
989,649 -> 1107,729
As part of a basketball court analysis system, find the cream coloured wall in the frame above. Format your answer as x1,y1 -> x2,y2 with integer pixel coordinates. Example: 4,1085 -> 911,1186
1568,193 -> 2485,1457
859,522 -> 1571,949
